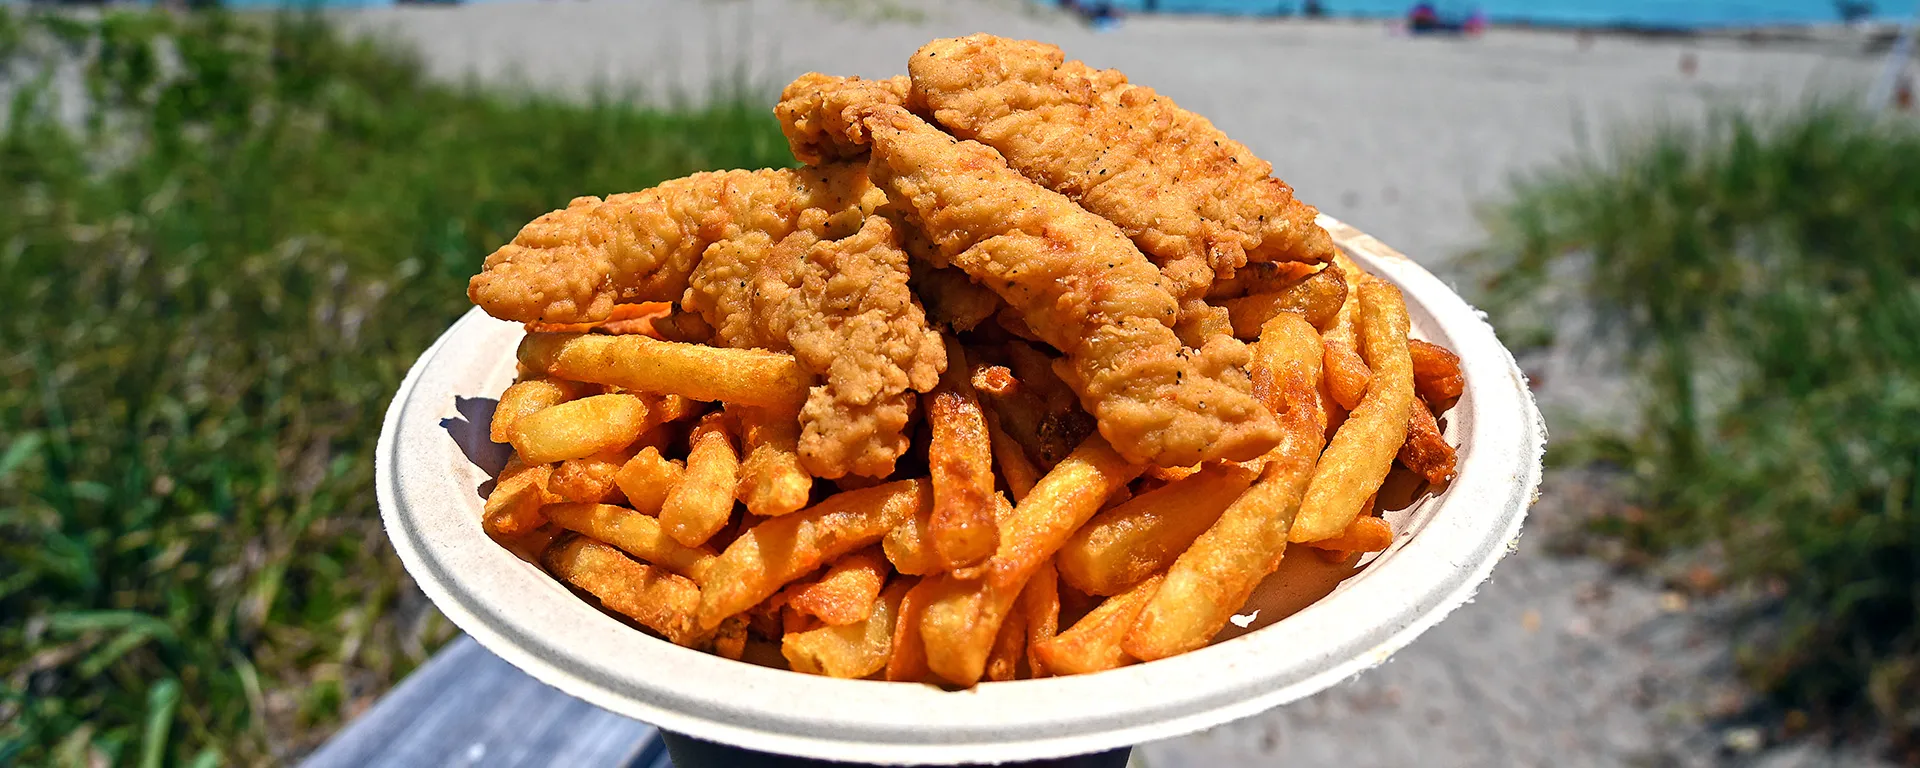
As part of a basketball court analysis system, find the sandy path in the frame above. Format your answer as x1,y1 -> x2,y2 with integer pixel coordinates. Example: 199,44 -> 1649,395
348,3 -> 1896,764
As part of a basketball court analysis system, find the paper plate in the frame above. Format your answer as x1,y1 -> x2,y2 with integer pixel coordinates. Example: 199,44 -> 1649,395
376,214 -> 1546,765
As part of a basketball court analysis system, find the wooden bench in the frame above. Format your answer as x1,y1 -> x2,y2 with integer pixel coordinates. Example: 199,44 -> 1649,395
305,636 -> 1132,767
301,636 -> 667,768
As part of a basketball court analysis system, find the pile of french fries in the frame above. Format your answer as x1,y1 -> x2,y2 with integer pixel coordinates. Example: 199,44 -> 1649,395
480,253 -> 1465,686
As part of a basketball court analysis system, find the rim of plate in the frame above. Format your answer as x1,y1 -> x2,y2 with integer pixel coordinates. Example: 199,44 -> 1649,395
376,238 -> 1546,765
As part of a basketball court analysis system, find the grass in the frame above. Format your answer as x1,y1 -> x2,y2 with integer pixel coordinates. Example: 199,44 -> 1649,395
0,9 -> 793,765
1472,100 -> 1920,760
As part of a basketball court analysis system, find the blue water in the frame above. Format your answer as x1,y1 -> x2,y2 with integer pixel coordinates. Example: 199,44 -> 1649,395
1103,0 -> 1908,28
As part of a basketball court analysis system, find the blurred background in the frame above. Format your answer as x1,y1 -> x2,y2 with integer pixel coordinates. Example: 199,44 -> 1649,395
0,0 -> 1915,766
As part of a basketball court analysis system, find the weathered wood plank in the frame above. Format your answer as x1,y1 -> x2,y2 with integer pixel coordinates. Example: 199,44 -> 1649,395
302,635 -> 663,768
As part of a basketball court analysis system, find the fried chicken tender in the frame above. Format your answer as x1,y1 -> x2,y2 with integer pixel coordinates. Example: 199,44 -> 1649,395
685,216 -> 945,478
469,165 -> 883,323
907,34 -> 1336,301
806,99 -> 1279,466
776,73 -> 915,166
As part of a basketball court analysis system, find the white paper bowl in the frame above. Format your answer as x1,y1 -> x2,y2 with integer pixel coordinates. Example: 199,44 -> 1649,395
376,214 -> 1546,765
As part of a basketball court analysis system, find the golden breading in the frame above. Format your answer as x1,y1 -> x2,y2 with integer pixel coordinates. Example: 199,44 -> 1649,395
469,165 -> 883,323
776,73 -> 914,166
843,101 -> 1280,466
908,34 -> 1335,301
684,215 -> 944,479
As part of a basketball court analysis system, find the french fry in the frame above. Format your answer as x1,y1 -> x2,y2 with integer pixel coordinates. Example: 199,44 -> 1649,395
491,378 -> 589,444
1223,261 -> 1349,337
483,463 -> 554,537
1021,558 -> 1061,679
1291,281 -> 1415,543
547,446 -> 638,504
1057,463 -> 1260,596
969,364 -> 1016,397
509,394 -> 652,464
1206,261 -> 1318,300
920,435 -> 1142,686
647,310 -> 715,344
711,615 -> 748,661
1035,573 -> 1165,676
914,263 -> 1003,332
886,577 -> 935,683
784,546 -> 888,626
1320,260 -> 1371,410
984,406 -> 1040,501
518,332 -> 809,409
523,302 -> 670,335
1302,515 -> 1394,553
783,580 -> 910,679
497,452 -> 539,484
662,412 -> 741,547
1409,338 -> 1466,405
545,536 -> 705,647
927,338 -> 998,571
886,492 -> 1015,577
882,508 -> 942,577
984,603 -> 1028,682
1399,397 -> 1457,485
732,404 -> 812,517
542,502 -> 719,581
1125,312 -> 1327,662
613,447 -> 683,516
696,479 -> 930,630
999,342 -> 1095,466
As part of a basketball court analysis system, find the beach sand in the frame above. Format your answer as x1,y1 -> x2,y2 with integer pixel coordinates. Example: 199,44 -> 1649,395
345,3 -> 1897,765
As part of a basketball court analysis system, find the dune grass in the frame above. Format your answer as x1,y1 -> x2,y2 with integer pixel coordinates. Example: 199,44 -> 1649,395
0,9 -> 793,765
1473,101 -> 1920,759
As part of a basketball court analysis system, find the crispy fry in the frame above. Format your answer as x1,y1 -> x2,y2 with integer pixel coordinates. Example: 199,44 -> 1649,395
1409,338 -> 1466,405
1291,282 -> 1415,543
1206,261 -> 1318,300
919,435 -> 1142,686
882,508 -> 942,577
886,577 -> 936,683
696,479 -> 930,629
545,536 -> 706,646
1223,262 -> 1349,337
1399,397 -> 1457,485
984,408 -> 1040,502
1302,515 -> 1394,553
1057,463 -> 1260,596
1320,262 -> 1371,410
886,491 -> 1015,577
491,378 -> 590,444
783,580 -> 910,679
969,364 -> 1016,397
1021,558 -> 1061,678
649,310 -> 716,344
784,546 -> 889,626
519,332 -> 810,410
613,447 -> 683,516
1035,573 -> 1164,676
732,404 -> 813,517
711,615 -> 749,660
483,463 -> 553,537
927,339 -> 998,571
542,502 -> 719,580
985,603 -> 1028,682
547,446 -> 638,504
1125,312 -> 1326,661
982,388 -> 1052,468
509,393 -> 652,464
523,302 -> 670,335
913,263 -> 1004,332
662,412 -> 741,547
